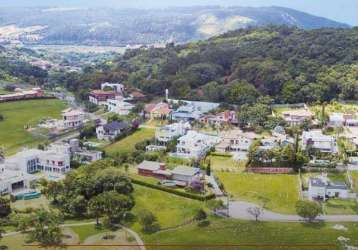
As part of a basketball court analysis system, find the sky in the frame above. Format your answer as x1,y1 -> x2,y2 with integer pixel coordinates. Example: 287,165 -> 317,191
2,0 -> 358,26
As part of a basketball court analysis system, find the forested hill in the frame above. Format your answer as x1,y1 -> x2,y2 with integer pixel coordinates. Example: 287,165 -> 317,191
60,26 -> 358,104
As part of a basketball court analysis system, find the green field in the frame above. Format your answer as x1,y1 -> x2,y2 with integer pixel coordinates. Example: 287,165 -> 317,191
207,154 -> 245,172
217,172 -> 300,214
0,99 -> 66,154
323,199 -> 358,215
142,217 -> 358,250
131,185 -> 203,231
351,172 -> 358,193
104,128 -> 155,156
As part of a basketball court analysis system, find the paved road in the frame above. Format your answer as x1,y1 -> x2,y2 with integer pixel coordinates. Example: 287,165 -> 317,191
221,200 -> 358,222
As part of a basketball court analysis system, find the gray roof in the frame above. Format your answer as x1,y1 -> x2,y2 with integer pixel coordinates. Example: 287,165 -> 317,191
137,161 -> 162,171
309,178 -> 326,187
327,182 -> 348,190
104,121 -> 129,132
171,166 -> 200,177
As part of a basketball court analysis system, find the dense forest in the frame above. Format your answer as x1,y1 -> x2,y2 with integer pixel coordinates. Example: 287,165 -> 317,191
56,26 -> 358,104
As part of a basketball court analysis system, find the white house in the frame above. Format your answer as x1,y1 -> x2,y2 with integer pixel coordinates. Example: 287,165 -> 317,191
96,121 -> 130,141
101,82 -> 125,93
216,130 -> 257,153
171,166 -> 201,184
174,130 -> 221,159
3,147 -> 71,175
0,167 -> 37,195
282,109 -> 313,126
155,122 -> 191,144
62,108 -> 85,129
328,113 -> 346,127
106,99 -> 134,115
302,130 -> 337,153
308,174 -> 349,201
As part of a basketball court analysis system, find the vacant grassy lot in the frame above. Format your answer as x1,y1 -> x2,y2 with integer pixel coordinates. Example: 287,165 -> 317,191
351,172 -> 358,193
142,217 -> 358,250
217,172 -> 300,214
104,128 -> 155,156
131,185 -> 203,232
0,99 -> 66,154
323,199 -> 358,215
207,154 -> 245,172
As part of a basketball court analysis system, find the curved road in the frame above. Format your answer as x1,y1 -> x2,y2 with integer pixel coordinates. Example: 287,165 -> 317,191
222,200 -> 358,222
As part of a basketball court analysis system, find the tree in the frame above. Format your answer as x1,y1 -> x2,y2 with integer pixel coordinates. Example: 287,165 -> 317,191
42,181 -> 63,203
247,206 -> 263,221
28,209 -> 63,246
194,209 -> 207,221
0,227 -> 7,250
0,198 -> 11,218
0,114 -> 3,122
97,191 -> 135,225
226,81 -> 260,105
206,161 -> 211,176
88,195 -> 105,226
138,209 -> 160,233
295,200 -> 322,222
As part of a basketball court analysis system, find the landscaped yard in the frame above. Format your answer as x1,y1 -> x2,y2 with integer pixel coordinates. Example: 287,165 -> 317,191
142,217 -> 358,250
0,99 -> 67,155
104,128 -> 155,156
217,172 -> 300,214
323,199 -> 358,215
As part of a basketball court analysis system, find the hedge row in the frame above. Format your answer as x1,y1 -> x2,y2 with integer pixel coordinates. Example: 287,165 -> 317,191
131,178 -> 215,201
0,96 -> 56,103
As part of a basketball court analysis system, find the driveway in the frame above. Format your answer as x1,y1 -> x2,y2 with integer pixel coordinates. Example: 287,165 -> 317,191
220,200 -> 358,222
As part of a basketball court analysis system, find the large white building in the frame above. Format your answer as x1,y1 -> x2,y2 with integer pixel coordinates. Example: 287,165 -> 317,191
174,131 -> 221,159
155,122 -> 191,144
62,108 -> 85,129
101,82 -> 125,94
0,167 -> 37,195
308,174 -> 349,201
3,147 -> 71,174
216,130 -> 257,153
302,130 -> 337,153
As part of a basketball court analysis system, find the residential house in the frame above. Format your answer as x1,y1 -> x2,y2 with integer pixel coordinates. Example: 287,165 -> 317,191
96,121 -> 130,141
155,122 -> 191,144
129,90 -> 146,101
174,130 -> 221,159
171,100 -> 220,122
282,109 -> 313,126
137,161 -> 172,179
106,99 -> 134,115
68,139 -> 102,164
308,174 -> 349,201
62,108 -> 85,129
89,90 -> 118,105
101,82 -> 124,93
144,102 -> 171,119
302,130 -> 337,153
328,113 -> 354,127
216,130 -> 257,153
0,167 -> 37,195
171,166 -> 201,184
3,148 -> 71,175
0,88 -> 44,102
200,111 -> 237,126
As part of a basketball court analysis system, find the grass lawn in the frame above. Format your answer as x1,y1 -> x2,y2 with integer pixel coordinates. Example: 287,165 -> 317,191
350,172 -> 358,193
11,196 -> 50,211
323,199 -> 358,215
207,154 -> 245,172
104,128 -> 155,156
217,172 -> 300,214
0,99 -> 67,155
70,224 -> 108,242
130,185 -> 204,232
142,216 -> 358,250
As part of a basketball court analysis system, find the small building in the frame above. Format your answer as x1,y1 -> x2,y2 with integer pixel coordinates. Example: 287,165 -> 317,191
308,174 -> 349,201
89,90 -> 117,105
171,166 -> 201,184
137,161 -> 172,179
302,130 -> 337,153
106,99 -> 134,115
96,121 -> 130,141
144,102 -> 171,119
174,130 -> 221,159
155,121 -> 191,144
282,109 -> 313,126
346,118 -> 358,127
129,90 -> 146,101
200,110 -> 237,126
101,82 -> 124,93
170,100 -> 220,122
62,108 -> 85,129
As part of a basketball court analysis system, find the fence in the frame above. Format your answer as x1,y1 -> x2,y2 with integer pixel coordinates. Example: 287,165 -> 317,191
246,167 -> 293,174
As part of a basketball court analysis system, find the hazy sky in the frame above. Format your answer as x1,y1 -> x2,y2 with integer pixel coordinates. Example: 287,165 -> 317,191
2,0 -> 358,26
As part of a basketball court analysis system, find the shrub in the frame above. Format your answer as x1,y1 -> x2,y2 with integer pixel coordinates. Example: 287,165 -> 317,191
197,220 -> 210,227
